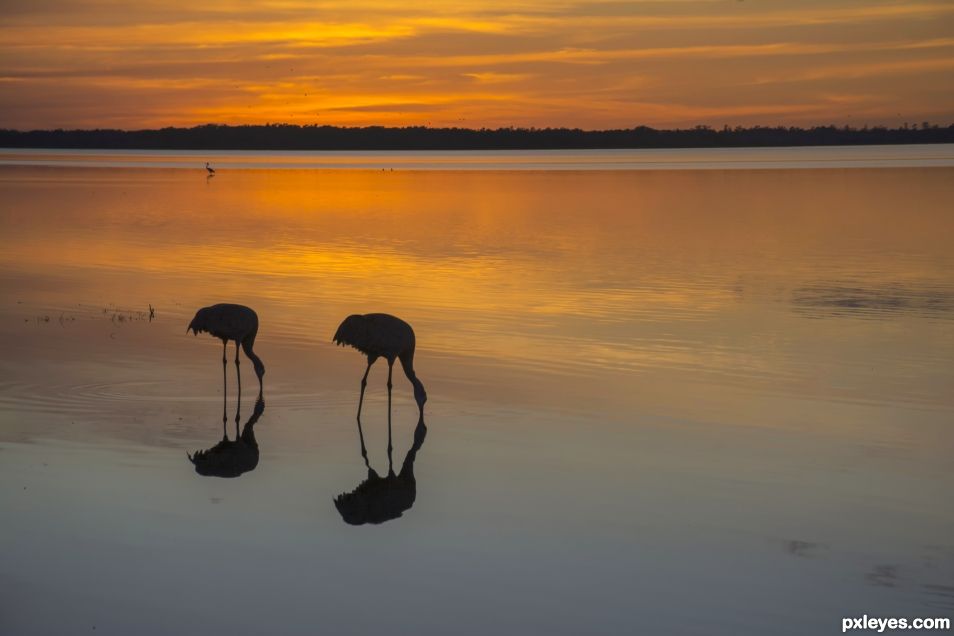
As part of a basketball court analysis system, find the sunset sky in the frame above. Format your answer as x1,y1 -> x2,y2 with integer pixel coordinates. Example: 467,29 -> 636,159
1,0 -> 952,130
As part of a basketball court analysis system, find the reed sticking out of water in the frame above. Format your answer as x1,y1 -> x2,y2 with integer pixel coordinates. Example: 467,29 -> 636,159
102,304 -> 156,323
24,304 -> 157,326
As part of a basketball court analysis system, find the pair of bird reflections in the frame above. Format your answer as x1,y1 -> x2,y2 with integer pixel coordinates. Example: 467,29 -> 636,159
186,304 -> 428,525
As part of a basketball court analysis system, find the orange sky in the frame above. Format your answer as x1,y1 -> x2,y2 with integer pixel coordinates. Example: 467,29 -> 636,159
1,0 -> 952,130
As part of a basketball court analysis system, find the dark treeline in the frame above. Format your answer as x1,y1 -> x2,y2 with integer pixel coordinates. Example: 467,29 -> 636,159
1,123 -> 952,150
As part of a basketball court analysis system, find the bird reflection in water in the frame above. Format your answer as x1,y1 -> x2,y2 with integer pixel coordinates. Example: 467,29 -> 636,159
332,312 -> 429,524
335,415 -> 427,525
188,393 -> 265,478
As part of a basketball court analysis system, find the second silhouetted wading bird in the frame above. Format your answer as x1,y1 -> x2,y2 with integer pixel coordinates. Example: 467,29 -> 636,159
188,303 -> 265,393
205,162 -> 215,176
334,313 -> 427,423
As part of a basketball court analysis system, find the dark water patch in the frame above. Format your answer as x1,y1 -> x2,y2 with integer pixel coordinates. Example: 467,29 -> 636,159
784,539 -> 825,558
792,283 -> 954,319
921,584 -> 954,610
865,564 -> 900,588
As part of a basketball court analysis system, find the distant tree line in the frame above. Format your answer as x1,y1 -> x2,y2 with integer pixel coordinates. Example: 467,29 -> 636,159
1,123 -> 951,150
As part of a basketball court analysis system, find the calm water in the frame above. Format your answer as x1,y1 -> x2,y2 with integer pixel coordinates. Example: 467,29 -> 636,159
1,147 -> 953,635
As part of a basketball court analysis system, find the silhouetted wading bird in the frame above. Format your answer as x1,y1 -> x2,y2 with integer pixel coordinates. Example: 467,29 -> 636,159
333,313 -> 427,423
205,162 -> 215,176
188,304 -> 265,393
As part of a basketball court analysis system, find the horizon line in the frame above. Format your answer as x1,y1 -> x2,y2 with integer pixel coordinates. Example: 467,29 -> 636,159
3,122 -> 954,134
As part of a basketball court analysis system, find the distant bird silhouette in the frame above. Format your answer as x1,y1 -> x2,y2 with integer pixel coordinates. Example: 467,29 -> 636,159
188,303 -> 265,393
205,162 -> 215,176
333,313 -> 427,425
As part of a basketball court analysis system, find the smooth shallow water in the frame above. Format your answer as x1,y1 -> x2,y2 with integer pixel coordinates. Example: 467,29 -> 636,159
1,149 -> 953,635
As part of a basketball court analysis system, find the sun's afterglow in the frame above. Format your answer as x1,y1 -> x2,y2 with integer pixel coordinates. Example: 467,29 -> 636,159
1,0 -> 952,129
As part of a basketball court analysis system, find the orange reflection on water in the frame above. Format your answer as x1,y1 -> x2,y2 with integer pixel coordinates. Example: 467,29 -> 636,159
1,164 -> 953,425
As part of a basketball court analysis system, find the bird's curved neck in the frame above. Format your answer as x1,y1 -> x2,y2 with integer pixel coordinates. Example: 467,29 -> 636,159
244,348 -> 265,380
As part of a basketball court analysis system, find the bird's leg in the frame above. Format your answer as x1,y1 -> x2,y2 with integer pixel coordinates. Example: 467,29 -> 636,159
221,343 -> 228,438
356,358 -> 374,422
234,343 -> 242,439
356,412 -> 370,469
234,340 -> 242,412
387,359 -> 394,474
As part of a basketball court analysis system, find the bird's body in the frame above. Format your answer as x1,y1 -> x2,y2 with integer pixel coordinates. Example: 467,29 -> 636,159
188,303 -> 265,391
334,313 -> 415,361
205,162 -> 215,175
334,313 -> 427,418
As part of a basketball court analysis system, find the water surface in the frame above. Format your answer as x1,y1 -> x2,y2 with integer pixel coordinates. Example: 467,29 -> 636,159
1,147 -> 953,635
3,143 -> 954,170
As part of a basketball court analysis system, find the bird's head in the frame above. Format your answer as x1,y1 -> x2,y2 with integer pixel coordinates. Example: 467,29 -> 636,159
251,356 -> 266,382
413,382 -> 427,412
187,307 -> 211,335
